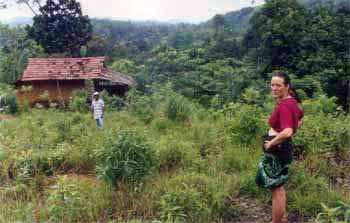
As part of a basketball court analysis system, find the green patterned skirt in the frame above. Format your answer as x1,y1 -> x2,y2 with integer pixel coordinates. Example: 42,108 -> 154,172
255,135 -> 293,189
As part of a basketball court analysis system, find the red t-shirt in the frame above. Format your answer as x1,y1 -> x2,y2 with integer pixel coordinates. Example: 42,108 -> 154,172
268,97 -> 304,133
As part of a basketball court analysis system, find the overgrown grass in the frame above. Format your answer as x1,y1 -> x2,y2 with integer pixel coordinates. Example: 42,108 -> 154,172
0,93 -> 348,222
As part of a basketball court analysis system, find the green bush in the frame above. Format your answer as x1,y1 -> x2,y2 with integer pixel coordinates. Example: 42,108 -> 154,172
0,182 -> 36,222
303,95 -> 339,115
0,111 -> 95,178
157,140 -> 189,171
165,93 -> 192,122
100,90 -> 126,111
287,164 -> 343,216
238,172 -> 264,198
10,142 -> 91,178
54,116 -> 73,143
128,94 -> 155,124
219,147 -> 257,173
151,117 -> 173,133
316,200 -> 350,223
69,89 -> 89,113
240,87 -> 263,105
45,175 -> 112,223
230,104 -> 265,145
293,113 -> 350,154
157,172 -> 238,222
96,129 -> 157,186
13,150 -> 65,177
159,187 -> 203,222
189,119 -> 230,157
0,84 -> 18,114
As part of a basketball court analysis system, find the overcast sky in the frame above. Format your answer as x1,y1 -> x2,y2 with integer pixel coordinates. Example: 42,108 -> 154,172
0,0 -> 265,23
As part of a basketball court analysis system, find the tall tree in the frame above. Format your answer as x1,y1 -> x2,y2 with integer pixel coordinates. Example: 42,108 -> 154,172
244,0 -> 307,76
211,14 -> 226,36
0,24 -> 44,84
332,3 -> 350,109
26,0 -> 92,56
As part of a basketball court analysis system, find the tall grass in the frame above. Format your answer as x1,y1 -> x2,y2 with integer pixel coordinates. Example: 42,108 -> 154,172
0,93 -> 348,222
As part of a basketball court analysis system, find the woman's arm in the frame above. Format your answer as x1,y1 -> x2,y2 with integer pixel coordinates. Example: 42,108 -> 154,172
297,119 -> 303,128
264,128 -> 293,151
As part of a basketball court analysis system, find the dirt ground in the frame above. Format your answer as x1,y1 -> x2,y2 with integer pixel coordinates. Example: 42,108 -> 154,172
226,196 -> 311,223
0,114 -> 13,120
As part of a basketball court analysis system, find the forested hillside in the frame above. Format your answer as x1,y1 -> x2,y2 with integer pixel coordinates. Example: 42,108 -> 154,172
298,0 -> 349,8
0,0 -> 349,222
87,0 -> 350,108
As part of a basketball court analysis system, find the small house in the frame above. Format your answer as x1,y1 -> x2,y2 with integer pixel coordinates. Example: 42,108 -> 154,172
16,57 -> 135,106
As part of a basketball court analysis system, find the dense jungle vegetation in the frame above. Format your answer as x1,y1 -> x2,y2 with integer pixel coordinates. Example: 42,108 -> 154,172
0,0 -> 349,222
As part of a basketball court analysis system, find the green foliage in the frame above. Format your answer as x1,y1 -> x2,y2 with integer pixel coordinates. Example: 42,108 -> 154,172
0,182 -> 37,222
69,89 -> 125,113
303,95 -> 339,114
26,0 -> 92,56
292,76 -> 324,98
157,173 -> 238,223
230,104 -> 265,145
0,24 -> 45,84
128,93 -> 156,124
96,129 -> 157,186
13,147 -> 66,177
244,0 -> 307,73
100,90 -> 126,111
46,175 -> 112,222
110,59 -> 140,74
1,0 -> 349,109
138,44 -> 254,107
165,93 -> 192,122
240,87 -> 263,105
315,201 -> 350,223
287,164 -> 343,215
0,84 -> 18,114
0,111 -> 96,179
160,189 -> 205,222
243,0 -> 349,107
38,90 -> 49,103
219,146 -> 258,174
69,89 -> 89,113
293,111 -> 349,154
1,9 -> 350,219
157,138 -> 192,171
293,96 -> 349,156
0,95 -> 348,222
151,117 -> 174,133
52,113 -> 88,143
239,172 -> 265,198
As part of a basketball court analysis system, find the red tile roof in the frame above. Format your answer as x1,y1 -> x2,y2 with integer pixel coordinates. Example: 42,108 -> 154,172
20,57 -> 134,86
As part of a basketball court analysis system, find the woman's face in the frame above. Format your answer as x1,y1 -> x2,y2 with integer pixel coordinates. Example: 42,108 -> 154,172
271,76 -> 289,100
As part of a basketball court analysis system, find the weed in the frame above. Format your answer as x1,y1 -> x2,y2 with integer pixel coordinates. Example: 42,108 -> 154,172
45,175 -> 112,222
96,129 -> 157,186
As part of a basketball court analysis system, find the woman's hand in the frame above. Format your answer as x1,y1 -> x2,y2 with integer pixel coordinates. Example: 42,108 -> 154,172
264,140 -> 272,151
264,128 -> 293,152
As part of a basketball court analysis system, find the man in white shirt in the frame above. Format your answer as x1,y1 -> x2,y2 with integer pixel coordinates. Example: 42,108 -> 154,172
91,92 -> 104,128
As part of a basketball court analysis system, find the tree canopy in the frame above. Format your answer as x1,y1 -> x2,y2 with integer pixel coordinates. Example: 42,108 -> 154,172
26,0 -> 92,56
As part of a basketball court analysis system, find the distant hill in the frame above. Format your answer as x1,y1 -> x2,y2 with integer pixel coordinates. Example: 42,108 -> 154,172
211,6 -> 261,34
221,7 -> 257,32
204,0 -> 349,35
297,0 -> 350,9
3,0 -> 349,29
4,17 -> 32,27
3,0 -> 348,50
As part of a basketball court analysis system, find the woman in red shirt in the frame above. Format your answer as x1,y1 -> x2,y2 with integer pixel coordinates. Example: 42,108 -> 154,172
256,71 -> 303,223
